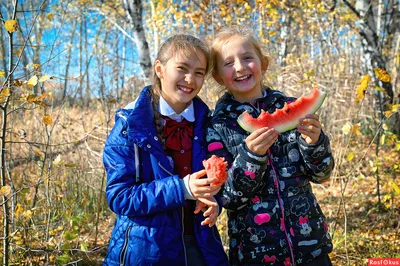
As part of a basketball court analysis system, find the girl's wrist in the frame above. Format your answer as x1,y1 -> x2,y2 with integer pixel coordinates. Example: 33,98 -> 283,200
180,175 -> 195,200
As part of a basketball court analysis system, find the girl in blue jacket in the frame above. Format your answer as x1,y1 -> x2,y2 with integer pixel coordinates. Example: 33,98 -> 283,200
103,35 -> 229,266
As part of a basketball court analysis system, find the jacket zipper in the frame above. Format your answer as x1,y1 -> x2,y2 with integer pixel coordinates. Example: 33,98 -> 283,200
158,162 -> 188,265
268,151 -> 296,266
119,226 -> 132,266
182,207 -> 188,266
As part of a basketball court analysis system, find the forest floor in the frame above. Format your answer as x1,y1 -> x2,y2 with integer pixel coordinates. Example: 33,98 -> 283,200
82,173 -> 399,266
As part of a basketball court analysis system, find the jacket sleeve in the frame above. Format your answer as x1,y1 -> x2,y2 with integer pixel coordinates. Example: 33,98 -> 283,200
206,124 -> 268,211
297,131 -> 335,183
103,122 -> 186,217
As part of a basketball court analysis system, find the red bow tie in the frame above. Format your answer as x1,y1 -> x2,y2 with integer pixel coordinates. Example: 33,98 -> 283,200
163,117 -> 194,151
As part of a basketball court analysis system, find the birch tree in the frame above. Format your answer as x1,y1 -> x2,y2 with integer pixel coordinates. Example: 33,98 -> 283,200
95,0 -> 152,82
341,0 -> 398,102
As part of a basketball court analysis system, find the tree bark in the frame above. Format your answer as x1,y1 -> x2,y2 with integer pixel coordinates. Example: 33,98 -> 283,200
121,0 -> 152,82
349,0 -> 394,101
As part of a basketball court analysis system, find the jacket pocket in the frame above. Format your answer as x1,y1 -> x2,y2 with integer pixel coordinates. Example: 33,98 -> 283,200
119,225 -> 131,266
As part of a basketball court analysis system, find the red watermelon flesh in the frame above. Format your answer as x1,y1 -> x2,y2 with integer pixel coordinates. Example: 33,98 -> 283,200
237,89 -> 326,133
202,155 -> 228,186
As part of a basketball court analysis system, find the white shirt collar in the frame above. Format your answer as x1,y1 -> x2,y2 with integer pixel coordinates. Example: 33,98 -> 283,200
159,96 -> 195,122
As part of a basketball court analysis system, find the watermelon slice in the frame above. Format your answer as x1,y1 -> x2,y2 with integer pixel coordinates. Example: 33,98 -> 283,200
237,89 -> 326,133
202,155 -> 228,186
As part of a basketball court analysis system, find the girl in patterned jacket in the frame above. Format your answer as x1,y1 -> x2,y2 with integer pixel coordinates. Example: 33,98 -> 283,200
103,35 -> 228,266
206,26 -> 334,266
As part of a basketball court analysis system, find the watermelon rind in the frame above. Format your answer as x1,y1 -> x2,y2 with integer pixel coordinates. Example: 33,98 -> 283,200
237,89 -> 327,133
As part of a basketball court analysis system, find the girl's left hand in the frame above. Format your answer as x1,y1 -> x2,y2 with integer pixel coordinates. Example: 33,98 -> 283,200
194,198 -> 218,227
297,114 -> 322,144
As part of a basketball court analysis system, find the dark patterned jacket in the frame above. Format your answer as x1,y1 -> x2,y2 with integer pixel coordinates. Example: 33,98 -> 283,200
206,88 -> 334,266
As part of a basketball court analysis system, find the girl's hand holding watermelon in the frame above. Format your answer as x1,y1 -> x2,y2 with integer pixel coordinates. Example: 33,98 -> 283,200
188,170 -> 223,199
297,114 -> 322,144
245,127 -> 279,155
192,155 -> 229,226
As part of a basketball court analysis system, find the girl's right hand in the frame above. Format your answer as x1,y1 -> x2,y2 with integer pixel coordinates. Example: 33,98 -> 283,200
189,170 -> 223,199
245,127 -> 279,155
194,198 -> 219,227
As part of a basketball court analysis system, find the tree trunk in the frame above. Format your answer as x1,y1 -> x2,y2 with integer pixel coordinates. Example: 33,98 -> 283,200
121,0 -> 152,82
62,21 -> 77,102
279,11 -> 290,66
353,0 -> 394,101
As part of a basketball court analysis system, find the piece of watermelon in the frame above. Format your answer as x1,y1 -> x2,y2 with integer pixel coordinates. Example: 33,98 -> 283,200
202,155 -> 228,186
237,89 -> 327,133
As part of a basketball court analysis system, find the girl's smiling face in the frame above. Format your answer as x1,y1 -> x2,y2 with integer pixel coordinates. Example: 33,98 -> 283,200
155,49 -> 207,114
214,37 -> 267,103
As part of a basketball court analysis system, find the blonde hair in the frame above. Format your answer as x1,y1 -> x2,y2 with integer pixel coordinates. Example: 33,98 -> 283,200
150,34 -> 210,145
211,26 -> 269,84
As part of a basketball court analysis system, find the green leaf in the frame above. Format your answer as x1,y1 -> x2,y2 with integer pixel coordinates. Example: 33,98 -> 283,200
56,253 -> 71,264
80,242 -> 89,251
63,230 -> 78,241
390,181 -> 400,195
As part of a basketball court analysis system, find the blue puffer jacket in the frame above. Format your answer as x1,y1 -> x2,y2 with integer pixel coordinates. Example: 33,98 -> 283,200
103,86 -> 229,266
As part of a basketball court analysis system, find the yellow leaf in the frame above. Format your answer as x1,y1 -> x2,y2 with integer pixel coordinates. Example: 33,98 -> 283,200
34,147 -> 43,157
347,152 -> 354,161
23,210 -> 33,219
38,92 -> 46,99
15,203 -> 22,217
342,122 -> 352,135
380,134 -> 386,145
34,101 -> 51,107
390,181 -> 400,195
0,71 -> 5,78
374,68 -> 391,82
43,115 -> 53,125
4,20 -> 18,33
384,110 -> 392,118
0,87 -> 11,97
48,91 -> 53,100
375,86 -> 389,96
355,74 -> 370,105
0,185 -> 11,196
391,104 -> 400,112
47,13 -> 54,21
27,75 -> 38,88
27,95 -> 38,102
39,75 -> 52,82
351,124 -> 361,135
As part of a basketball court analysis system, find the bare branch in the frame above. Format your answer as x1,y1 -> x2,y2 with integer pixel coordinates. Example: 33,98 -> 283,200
342,0 -> 361,18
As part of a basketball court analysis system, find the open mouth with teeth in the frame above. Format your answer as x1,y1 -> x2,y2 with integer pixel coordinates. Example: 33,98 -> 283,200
235,75 -> 252,82
178,85 -> 194,93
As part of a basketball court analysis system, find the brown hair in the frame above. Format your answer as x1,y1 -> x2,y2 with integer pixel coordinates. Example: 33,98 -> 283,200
149,34 -> 210,146
211,26 -> 269,87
